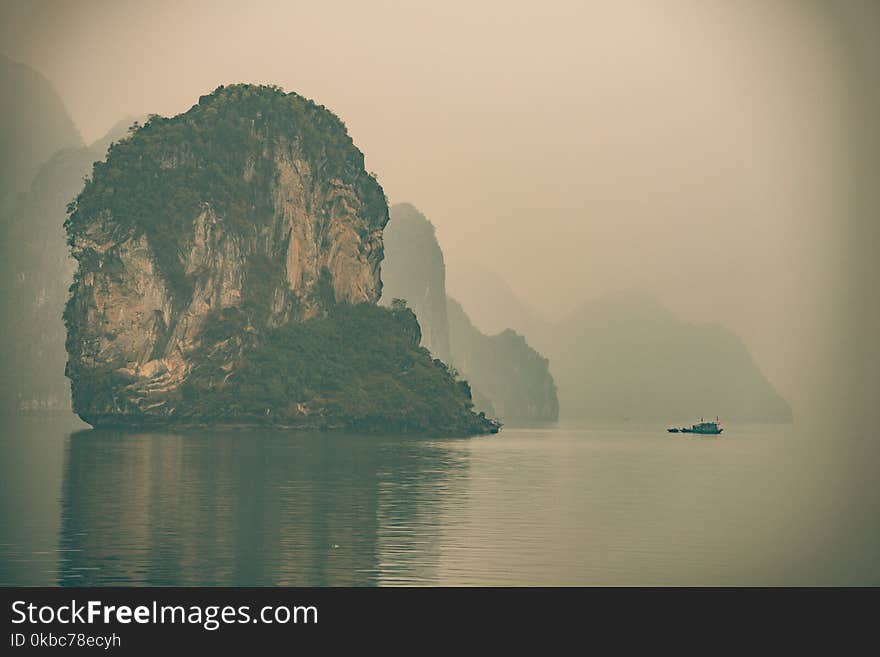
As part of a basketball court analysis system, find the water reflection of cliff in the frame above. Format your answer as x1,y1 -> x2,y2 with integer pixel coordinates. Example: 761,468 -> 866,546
58,429 -> 469,586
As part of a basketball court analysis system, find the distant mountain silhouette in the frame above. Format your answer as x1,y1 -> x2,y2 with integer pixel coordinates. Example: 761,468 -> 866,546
381,203 -> 451,361
445,258 -> 547,339
542,290 -> 792,422
448,263 -> 792,423
0,117 -> 141,412
447,297 -> 558,422
0,55 -> 82,212
382,205 -> 558,423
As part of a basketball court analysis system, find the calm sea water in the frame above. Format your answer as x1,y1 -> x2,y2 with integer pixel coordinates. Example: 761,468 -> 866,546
0,415 -> 875,586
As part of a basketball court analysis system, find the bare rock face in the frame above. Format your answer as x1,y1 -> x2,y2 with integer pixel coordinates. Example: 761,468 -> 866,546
64,85 -> 391,427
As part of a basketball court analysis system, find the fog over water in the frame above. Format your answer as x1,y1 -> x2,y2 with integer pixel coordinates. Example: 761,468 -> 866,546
0,0 -> 878,583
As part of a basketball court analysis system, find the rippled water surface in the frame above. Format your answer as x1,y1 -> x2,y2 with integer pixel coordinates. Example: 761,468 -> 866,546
0,415 -> 874,585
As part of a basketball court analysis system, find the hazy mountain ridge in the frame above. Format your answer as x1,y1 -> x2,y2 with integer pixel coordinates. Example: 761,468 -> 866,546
382,204 -> 558,423
445,258 -> 549,339
380,203 -> 451,361
447,297 -> 558,422
0,117 -> 141,413
0,54 -> 82,213
449,266 -> 792,422
546,290 -> 793,421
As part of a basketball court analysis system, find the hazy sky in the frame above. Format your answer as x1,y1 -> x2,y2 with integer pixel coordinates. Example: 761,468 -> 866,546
2,0 -> 877,415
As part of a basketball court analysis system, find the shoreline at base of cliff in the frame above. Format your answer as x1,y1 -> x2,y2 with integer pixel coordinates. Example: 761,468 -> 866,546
76,418 -> 501,436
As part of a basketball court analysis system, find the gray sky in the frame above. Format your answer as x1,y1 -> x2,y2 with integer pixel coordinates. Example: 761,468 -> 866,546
2,0 -> 876,417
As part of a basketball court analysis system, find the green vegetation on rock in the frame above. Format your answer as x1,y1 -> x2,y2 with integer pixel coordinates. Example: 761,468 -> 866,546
113,302 -> 496,434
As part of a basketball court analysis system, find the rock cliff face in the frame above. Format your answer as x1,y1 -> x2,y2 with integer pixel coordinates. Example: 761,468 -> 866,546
64,85 -> 495,434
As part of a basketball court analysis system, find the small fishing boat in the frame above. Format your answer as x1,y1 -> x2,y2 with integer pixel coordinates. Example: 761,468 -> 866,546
679,417 -> 723,435
667,427 -> 680,433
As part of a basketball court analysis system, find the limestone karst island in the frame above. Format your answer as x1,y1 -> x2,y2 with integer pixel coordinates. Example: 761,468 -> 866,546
62,84 -> 498,434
